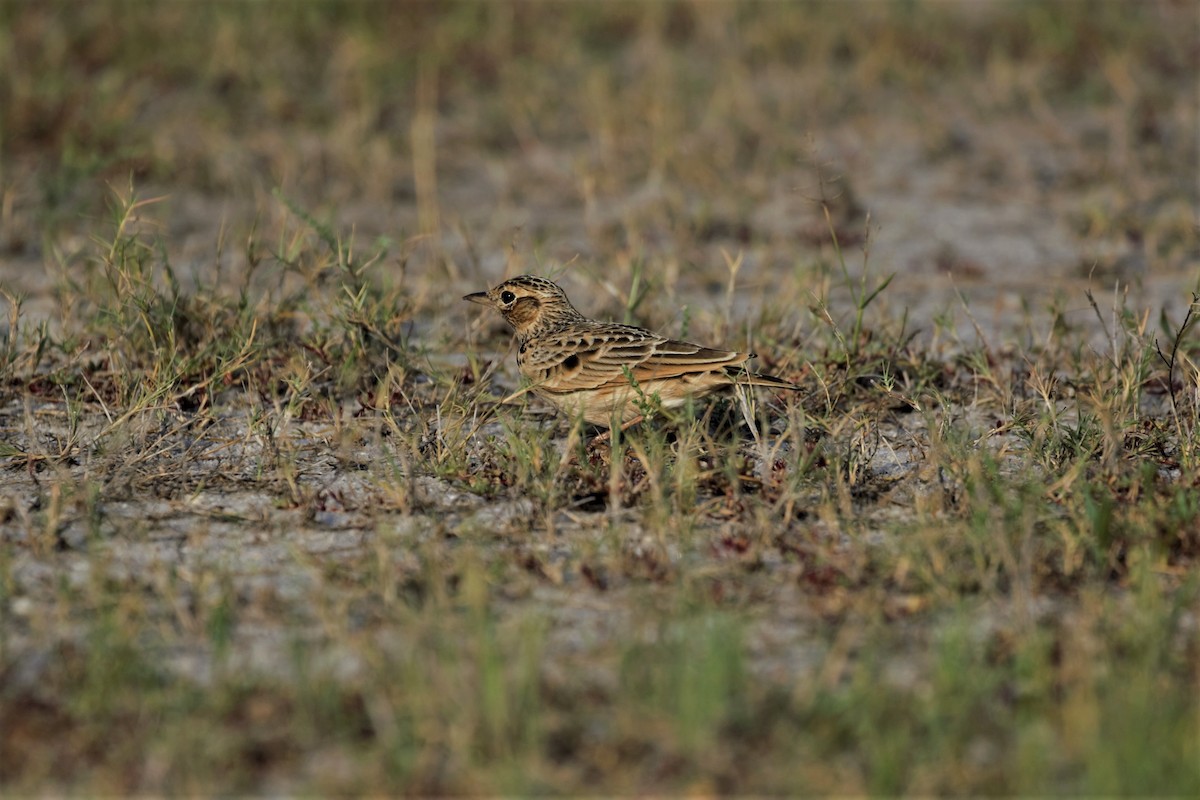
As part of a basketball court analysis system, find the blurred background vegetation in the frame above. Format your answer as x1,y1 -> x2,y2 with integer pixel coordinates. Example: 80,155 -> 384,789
2,1 -> 1194,290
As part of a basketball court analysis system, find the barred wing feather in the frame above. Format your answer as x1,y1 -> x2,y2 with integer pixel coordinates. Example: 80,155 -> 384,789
526,325 -> 749,393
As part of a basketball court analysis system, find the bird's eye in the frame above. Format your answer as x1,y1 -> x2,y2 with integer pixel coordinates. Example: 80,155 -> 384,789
500,290 -> 516,305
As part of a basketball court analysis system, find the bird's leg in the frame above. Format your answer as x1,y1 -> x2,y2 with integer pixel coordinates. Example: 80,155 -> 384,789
589,413 -> 645,445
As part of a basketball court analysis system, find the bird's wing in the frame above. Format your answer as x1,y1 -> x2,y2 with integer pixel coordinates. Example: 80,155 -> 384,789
525,324 -> 750,393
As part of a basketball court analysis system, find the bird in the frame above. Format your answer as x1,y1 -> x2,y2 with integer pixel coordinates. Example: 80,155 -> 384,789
464,275 -> 799,429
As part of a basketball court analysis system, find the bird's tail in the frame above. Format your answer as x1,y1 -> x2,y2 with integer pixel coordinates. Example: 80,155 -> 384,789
728,368 -> 801,391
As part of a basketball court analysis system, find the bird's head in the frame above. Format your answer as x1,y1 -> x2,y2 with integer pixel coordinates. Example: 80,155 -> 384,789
464,275 -> 583,338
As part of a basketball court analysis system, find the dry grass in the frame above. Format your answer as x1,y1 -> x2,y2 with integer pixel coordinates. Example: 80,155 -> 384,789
1,1 -> 1198,794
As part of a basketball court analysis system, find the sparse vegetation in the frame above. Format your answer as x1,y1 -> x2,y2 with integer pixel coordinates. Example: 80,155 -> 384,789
1,1 -> 1197,794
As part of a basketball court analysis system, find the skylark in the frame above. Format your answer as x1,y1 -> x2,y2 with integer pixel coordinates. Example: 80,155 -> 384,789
464,275 -> 799,429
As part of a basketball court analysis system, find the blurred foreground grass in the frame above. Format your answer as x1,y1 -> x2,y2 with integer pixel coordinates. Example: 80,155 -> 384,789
1,1 -> 1198,794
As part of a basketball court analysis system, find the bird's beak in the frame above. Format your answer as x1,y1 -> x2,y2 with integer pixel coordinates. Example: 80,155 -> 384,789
463,291 -> 492,306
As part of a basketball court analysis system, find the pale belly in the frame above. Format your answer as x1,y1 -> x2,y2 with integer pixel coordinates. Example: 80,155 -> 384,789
534,375 -> 730,427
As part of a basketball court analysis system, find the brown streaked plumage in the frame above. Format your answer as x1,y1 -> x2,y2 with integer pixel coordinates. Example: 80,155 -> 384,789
464,275 -> 799,428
